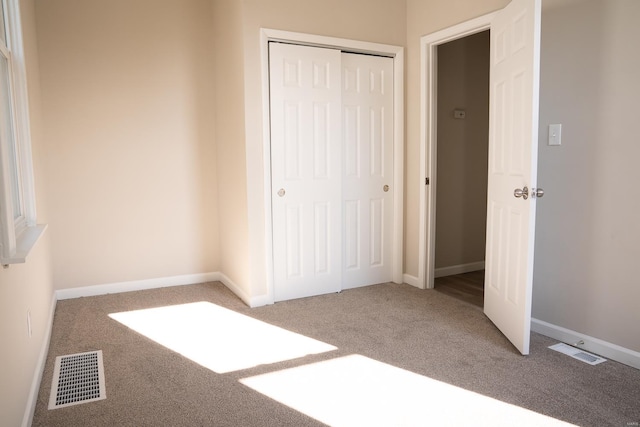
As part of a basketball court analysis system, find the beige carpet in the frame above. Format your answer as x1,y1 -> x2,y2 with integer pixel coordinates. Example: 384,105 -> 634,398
32,281 -> 640,426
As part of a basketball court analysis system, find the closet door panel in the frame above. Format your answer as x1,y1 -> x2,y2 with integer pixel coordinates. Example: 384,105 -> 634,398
342,53 -> 394,289
270,43 -> 342,301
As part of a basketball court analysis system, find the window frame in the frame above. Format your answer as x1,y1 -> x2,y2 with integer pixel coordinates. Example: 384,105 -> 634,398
0,0 -> 43,266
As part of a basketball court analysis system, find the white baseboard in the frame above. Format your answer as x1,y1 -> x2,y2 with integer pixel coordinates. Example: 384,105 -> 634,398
434,261 -> 484,278
531,318 -> 640,370
55,272 -> 220,300
213,271 -> 248,305
53,271 -> 272,309
22,293 -> 57,427
214,272 -> 271,308
246,293 -> 273,308
403,273 -> 421,288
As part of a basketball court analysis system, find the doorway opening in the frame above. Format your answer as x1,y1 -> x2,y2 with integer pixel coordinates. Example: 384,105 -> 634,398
432,31 -> 490,309
419,0 -> 542,356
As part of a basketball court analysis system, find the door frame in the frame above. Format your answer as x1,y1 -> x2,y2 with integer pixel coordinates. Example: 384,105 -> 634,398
260,29 -> 405,303
418,12 -> 497,290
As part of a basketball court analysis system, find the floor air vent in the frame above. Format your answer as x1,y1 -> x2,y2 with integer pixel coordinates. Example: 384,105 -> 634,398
48,350 -> 106,409
548,343 -> 607,366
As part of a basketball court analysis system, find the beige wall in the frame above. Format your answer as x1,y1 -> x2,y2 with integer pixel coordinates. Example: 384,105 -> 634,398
0,235 -> 52,426
35,0 -> 219,289
0,0 -> 54,425
212,0 -> 250,294
405,0 -> 509,277
533,0 -> 640,352
435,32 -> 489,269
240,0 -> 407,300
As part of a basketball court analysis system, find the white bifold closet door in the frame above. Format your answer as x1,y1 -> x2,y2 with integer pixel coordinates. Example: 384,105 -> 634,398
269,42 -> 394,302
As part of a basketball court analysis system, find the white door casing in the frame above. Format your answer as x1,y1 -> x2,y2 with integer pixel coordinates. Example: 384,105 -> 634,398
342,53 -> 394,289
419,13 -> 497,291
484,0 -> 541,355
270,43 -> 395,302
270,43 -> 343,301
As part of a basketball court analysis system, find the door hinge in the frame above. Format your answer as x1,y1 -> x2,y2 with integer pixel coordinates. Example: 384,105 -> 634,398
425,177 -> 430,185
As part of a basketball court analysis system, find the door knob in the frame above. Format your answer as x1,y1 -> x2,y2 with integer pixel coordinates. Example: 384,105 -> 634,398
277,188 -> 286,197
383,185 -> 390,192
514,186 -> 529,200
532,188 -> 544,198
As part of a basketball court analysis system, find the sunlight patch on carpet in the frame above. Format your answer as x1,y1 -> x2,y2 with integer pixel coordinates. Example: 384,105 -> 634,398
109,302 -> 336,374
240,355 -> 576,427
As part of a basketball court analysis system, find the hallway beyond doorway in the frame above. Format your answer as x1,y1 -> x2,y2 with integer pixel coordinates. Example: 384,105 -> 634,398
434,270 -> 484,308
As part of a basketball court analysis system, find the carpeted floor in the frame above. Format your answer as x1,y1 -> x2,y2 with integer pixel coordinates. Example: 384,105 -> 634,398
32,281 -> 640,426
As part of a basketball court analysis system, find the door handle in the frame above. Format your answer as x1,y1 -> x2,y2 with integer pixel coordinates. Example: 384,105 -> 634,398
277,188 -> 286,197
532,188 -> 544,198
514,186 -> 529,200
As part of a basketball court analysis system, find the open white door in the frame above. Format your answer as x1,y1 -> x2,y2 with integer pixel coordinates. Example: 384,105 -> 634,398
484,0 -> 541,355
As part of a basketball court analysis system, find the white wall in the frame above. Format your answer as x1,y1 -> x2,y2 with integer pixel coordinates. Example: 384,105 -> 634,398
533,0 -> 640,353
35,0 -> 219,290
0,1 -> 54,425
435,31 -> 489,270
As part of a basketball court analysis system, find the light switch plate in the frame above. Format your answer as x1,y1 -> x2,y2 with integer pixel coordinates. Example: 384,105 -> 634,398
548,124 -> 562,146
